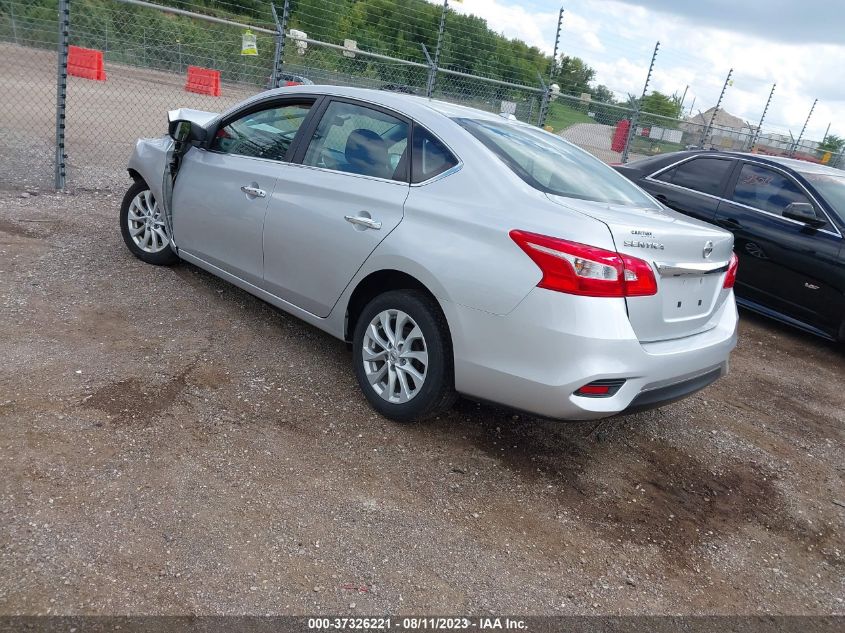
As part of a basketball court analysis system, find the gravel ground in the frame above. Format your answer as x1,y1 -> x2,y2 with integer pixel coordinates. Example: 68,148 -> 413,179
0,185 -> 843,616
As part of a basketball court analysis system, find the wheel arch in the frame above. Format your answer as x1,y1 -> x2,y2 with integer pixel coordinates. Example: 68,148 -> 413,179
343,269 -> 451,347
127,168 -> 145,185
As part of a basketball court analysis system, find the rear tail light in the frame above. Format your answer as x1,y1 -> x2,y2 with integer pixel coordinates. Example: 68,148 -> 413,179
509,230 -> 657,298
723,252 -> 739,289
574,379 -> 626,397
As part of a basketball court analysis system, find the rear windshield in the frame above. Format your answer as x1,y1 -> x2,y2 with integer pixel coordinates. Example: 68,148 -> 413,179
456,118 -> 659,208
801,172 -> 845,222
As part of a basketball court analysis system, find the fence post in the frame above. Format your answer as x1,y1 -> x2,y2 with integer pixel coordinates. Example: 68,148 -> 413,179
427,0 -> 448,98
536,73 -> 549,127
270,0 -> 289,89
790,98 -> 817,157
749,82 -> 775,151
420,43 -> 436,96
700,68 -> 733,148
54,0 -> 70,190
9,0 -> 19,45
537,8 -> 563,129
621,40 -> 659,164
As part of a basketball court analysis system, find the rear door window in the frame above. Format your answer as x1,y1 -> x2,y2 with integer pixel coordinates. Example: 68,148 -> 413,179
731,163 -> 813,216
654,157 -> 733,196
302,100 -> 409,181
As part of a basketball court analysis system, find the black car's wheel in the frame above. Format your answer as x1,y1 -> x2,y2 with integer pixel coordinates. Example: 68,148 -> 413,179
119,180 -> 178,266
353,290 -> 457,422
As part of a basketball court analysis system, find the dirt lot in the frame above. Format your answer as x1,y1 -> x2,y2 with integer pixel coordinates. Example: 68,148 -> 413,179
0,183 -> 843,616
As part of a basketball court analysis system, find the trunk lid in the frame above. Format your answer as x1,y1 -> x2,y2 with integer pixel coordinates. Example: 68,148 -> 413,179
547,195 -> 734,342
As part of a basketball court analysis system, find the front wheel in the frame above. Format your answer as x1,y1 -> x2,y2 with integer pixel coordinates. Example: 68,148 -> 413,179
352,290 -> 457,423
119,180 -> 178,266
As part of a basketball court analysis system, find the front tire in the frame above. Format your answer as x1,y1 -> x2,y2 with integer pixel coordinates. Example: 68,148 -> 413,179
119,180 -> 177,266
353,290 -> 457,423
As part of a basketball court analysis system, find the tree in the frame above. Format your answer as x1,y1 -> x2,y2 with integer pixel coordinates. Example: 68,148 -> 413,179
636,91 -> 683,118
818,134 -> 844,153
589,84 -> 616,105
552,55 -> 595,97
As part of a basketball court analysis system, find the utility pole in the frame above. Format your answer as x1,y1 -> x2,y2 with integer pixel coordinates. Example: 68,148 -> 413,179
537,8 -> 564,128
427,0 -> 449,97
791,98 -> 817,157
621,40 -> 659,164
749,82 -> 775,151
700,68 -> 732,148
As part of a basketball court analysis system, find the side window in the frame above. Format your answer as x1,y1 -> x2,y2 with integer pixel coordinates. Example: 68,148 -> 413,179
302,101 -> 409,181
210,102 -> 312,161
731,164 -> 813,216
654,158 -> 732,196
412,126 -> 458,184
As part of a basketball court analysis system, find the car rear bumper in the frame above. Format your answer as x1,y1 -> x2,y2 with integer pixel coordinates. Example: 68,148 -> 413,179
444,287 -> 738,420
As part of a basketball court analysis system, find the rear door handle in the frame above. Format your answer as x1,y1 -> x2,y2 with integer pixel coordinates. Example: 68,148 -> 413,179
344,215 -> 382,230
241,185 -> 266,198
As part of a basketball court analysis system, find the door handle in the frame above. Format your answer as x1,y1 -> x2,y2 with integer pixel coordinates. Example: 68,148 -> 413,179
344,215 -> 382,230
655,194 -> 668,204
240,185 -> 266,198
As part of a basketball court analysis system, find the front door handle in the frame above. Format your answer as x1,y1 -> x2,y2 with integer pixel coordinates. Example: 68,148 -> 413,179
241,185 -> 266,198
344,215 -> 382,230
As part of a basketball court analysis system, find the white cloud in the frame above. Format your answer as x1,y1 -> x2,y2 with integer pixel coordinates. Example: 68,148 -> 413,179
447,0 -> 560,53
427,0 -> 842,140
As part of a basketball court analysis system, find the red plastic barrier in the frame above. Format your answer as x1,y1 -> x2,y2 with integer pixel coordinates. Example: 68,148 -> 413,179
185,66 -> 221,97
68,45 -> 106,81
611,119 -> 630,153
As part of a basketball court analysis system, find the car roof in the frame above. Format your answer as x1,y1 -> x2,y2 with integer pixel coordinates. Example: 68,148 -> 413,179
653,149 -> 843,176
260,84 -> 505,124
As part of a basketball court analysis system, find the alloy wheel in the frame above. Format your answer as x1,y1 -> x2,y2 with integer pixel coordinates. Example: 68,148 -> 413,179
127,189 -> 169,253
362,309 -> 429,403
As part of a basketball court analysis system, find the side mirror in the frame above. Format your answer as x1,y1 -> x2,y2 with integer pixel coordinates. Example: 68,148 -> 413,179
783,202 -> 824,226
168,119 -> 206,144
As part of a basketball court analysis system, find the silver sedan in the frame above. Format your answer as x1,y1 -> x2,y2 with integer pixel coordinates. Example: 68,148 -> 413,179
121,85 -> 738,422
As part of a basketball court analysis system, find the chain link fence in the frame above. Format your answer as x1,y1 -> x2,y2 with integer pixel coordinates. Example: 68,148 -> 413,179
0,0 -> 841,193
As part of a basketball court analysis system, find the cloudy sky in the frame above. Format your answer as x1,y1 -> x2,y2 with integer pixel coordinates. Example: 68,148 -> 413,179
445,0 -> 842,140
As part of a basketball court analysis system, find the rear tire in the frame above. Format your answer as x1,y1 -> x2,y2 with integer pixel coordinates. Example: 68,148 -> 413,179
353,290 -> 457,423
119,180 -> 178,266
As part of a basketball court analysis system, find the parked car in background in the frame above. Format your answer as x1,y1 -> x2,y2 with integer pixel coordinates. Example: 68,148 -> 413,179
264,73 -> 314,89
121,86 -> 738,423
616,151 -> 845,341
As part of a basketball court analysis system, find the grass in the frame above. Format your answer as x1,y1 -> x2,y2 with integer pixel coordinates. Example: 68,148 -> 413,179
544,101 -> 593,132
630,136 -> 685,156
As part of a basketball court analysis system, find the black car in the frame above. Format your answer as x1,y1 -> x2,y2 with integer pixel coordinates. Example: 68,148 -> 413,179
615,151 -> 845,341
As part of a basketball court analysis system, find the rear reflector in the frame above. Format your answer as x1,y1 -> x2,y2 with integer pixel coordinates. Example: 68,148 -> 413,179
574,379 -> 626,398
509,230 -> 657,298
723,252 -> 739,289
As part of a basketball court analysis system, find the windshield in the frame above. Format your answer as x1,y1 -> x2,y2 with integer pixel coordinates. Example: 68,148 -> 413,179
456,118 -> 659,208
801,172 -> 845,222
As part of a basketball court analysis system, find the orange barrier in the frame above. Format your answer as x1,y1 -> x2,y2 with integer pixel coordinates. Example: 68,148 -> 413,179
68,45 -> 106,81
185,66 -> 221,97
